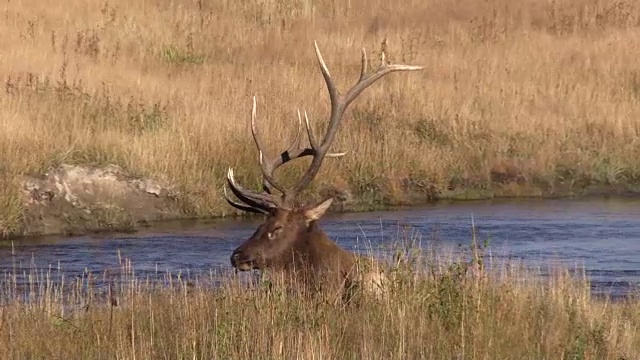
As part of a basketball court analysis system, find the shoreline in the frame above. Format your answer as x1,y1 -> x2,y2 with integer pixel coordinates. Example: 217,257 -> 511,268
9,184 -> 640,241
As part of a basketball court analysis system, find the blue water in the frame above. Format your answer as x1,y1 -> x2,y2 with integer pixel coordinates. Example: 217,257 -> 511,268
1,198 -> 639,299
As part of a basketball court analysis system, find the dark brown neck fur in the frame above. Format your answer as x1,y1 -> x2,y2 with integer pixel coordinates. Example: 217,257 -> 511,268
275,221 -> 357,292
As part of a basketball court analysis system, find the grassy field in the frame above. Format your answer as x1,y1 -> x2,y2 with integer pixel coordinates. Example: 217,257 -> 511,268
2,0 -> 640,235
0,240 -> 638,359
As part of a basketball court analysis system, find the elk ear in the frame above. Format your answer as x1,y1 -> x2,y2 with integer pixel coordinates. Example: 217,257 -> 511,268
303,198 -> 334,224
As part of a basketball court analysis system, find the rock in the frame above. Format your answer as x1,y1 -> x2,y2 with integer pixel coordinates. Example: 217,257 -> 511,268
131,178 -> 165,197
20,164 -> 182,237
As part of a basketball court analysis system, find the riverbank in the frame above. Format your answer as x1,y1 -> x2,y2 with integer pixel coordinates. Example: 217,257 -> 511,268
2,0 -> 640,238
6,166 -> 640,240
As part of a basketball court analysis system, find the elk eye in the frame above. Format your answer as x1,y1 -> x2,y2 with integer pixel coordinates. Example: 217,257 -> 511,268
267,227 -> 282,240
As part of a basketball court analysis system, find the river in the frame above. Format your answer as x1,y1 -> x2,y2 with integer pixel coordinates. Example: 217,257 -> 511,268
1,197 -> 639,300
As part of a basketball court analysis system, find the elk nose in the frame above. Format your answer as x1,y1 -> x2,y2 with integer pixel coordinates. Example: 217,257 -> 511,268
230,251 -> 242,266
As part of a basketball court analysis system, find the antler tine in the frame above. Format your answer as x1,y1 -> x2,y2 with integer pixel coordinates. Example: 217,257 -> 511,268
226,168 -> 280,210
250,96 -> 288,196
302,110 -> 319,149
282,41 -> 423,202
341,50 -> 424,119
288,109 -> 304,156
359,48 -> 368,82
302,110 -> 347,158
223,187 -> 269,214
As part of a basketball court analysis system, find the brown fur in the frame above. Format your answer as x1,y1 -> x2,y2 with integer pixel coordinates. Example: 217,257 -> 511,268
231,204 -> 363,295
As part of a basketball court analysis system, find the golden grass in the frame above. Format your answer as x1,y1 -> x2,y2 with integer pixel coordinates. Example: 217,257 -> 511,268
0,241 -> 638,359
2,0 -> 640,234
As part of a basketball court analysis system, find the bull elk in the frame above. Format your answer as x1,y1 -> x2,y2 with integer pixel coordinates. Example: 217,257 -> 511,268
224,41 -> 423,299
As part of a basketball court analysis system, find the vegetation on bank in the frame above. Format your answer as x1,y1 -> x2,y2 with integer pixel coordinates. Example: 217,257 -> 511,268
2,0 -> 640,235
0,237 -> 638,359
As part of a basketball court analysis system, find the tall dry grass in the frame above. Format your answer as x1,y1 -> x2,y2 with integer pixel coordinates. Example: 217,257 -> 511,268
0,240 -> 638,359
2,0 -> 640,234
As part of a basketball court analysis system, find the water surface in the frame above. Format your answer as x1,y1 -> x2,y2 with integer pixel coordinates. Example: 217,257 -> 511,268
2,198 -> 639,299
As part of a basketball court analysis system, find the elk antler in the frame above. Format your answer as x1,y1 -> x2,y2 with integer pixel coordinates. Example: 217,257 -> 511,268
225,41 -> 423,213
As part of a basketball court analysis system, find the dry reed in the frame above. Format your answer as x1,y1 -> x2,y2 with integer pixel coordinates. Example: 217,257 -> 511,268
0,235 -> 638,359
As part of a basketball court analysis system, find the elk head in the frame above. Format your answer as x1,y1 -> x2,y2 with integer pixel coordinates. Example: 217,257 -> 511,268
224,41 -> 423,273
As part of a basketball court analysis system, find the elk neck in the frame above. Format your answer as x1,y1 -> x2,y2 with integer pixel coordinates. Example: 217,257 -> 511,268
285,220 -> 357,276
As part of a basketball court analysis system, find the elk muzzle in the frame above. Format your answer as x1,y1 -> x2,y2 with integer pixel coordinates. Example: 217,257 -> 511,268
230,248 -> 259,271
